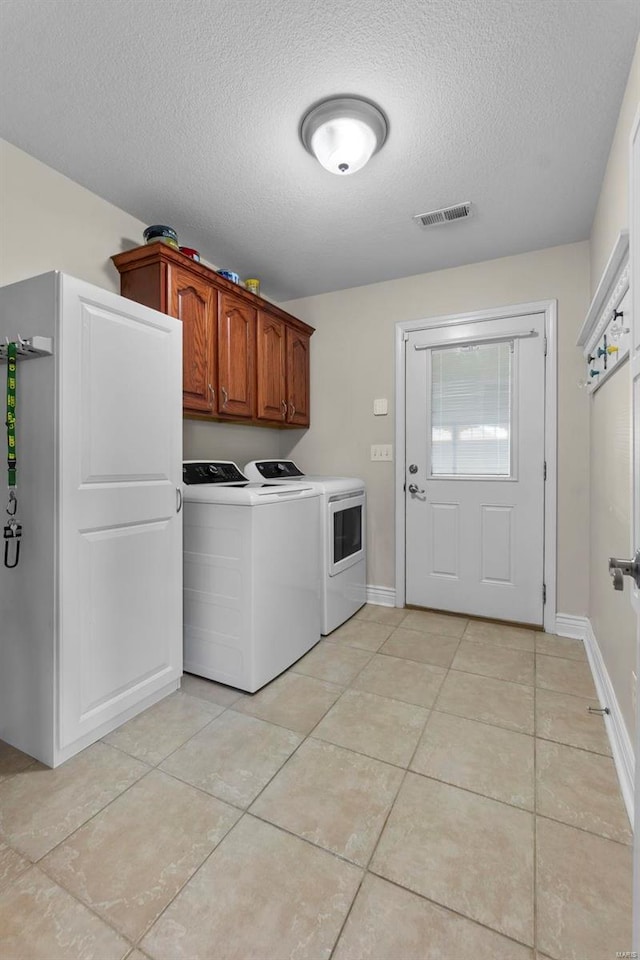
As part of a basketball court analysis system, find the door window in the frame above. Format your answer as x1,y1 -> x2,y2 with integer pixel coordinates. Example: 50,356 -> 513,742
431,341 -> 513,477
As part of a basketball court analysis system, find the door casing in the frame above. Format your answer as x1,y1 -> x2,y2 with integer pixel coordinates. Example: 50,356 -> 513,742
394,299 -> 557,633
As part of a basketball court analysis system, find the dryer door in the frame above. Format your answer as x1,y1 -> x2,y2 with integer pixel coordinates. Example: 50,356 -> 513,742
328,492 -> 366,576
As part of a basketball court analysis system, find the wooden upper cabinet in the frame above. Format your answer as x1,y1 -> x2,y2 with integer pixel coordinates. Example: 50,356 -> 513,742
286,327 -> 310,426
257,312 -> 286,422
170,266 -> 216,413
217,292 -> 256,419
111,243 -> 314,428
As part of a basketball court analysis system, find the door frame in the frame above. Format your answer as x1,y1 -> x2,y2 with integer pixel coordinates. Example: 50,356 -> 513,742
394,299 -> 557,633
629,103 -> 640,955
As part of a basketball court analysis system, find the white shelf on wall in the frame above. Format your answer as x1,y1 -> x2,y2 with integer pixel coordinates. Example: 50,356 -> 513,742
0,336 -> 54,364
576,231 -> 630,394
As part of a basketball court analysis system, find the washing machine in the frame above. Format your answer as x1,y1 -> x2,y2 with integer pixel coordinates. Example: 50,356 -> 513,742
244,460 -> 366,635
182,461 -> 321,692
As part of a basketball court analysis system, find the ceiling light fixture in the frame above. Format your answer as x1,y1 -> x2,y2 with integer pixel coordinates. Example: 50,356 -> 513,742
300,96 -> 388,176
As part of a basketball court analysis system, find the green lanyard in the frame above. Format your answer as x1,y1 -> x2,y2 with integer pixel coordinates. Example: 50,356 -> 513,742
6,341 -> 17,491
4,341 -> 20,568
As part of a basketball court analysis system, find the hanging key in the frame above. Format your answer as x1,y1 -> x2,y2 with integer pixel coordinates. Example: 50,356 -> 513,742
3,517 -> 21,569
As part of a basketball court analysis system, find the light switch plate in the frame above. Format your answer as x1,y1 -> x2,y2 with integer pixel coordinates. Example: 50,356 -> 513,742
373,398 -> 388,416
371,444 -> 393,461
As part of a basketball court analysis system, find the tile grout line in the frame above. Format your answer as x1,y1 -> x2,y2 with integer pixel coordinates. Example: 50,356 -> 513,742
364,869 -> 540,954
353,632 -> 540,953
328,639 -> 444,957
326,631 -> 442,959
427,704 -> 611,758
20,708 -> 252,950
369,859 -> 539,950
2,662 -> 615,879
173,628 -> 605,958
128,812 -> 250,951
127,644 -> 397,955
25,859 -> 138,954
2,748 -> 154,867
329,630 -> 539,956
0,617 -> 619,958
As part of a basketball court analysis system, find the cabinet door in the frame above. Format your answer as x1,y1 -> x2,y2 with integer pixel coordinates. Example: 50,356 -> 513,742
286,327 -> 310,426
58,276 -> 183,754
257,312 -> 287,422
170,266 -> 216,413
218,292 -> 256,418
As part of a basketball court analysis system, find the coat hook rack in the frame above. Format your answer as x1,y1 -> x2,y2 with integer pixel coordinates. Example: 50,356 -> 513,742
0,336 -> 54,363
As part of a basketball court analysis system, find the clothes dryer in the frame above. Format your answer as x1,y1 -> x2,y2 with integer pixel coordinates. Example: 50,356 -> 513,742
244,460 -> 366,634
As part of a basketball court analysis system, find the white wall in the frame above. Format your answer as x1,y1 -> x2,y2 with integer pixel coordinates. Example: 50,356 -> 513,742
0,138 -> 144,293
587,37 -> 639,743
0,138 -> 284,467
284,241 -> 591,614
590,37 -> 640,289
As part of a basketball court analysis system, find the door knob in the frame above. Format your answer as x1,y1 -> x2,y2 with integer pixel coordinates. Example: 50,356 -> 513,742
408,483 -> 425,495
608,552 -> 640,591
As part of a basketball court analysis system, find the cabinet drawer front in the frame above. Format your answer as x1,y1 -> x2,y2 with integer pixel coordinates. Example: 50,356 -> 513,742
257,312 -> 286,421
218,292 -> 256,418
170,267 -> 216,413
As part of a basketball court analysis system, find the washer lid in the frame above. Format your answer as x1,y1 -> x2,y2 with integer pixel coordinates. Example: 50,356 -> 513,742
183,482 -> 318,505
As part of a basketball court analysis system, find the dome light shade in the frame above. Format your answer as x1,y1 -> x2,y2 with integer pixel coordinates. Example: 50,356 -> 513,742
301,97 -> 388,176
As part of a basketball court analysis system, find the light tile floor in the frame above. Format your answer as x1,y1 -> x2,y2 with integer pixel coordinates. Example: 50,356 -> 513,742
0,606 -> 633,960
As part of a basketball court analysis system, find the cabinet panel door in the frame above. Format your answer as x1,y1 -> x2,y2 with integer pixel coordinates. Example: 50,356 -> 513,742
170,266 -> 216,413
218,292 -> 256,418
286,327 -> 310,426
58,277 -> 183,752
257,312 -> 286,421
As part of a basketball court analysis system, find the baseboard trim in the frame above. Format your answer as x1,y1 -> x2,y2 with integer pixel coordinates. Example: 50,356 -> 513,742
366,585 -> 396,607
554,613 -> 590,641
556,615 -> 635,827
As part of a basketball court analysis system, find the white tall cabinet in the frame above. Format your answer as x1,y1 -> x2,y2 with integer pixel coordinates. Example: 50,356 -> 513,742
0,273 -> 183,767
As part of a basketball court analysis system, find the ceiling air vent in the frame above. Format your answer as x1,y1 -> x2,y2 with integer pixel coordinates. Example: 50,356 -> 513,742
414,201 -> 472,227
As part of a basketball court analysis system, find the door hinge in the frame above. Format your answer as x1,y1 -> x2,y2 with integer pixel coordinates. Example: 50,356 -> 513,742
543,336 -> 548,356
543,461 -> 547,481
403,332 -> 409,342
543,583 -> 547,604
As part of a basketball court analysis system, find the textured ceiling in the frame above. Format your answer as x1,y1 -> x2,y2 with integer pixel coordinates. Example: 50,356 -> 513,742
1,0 -> 639,301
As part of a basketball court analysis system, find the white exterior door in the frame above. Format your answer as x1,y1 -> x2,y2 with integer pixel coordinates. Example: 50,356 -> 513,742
405,312 -> 546,624
58,276 -> 183,751
628,108 -> 640,955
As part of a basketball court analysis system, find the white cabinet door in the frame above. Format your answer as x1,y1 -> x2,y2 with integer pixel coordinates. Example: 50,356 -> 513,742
405,312 -> 546,624
57,276 -> 182,751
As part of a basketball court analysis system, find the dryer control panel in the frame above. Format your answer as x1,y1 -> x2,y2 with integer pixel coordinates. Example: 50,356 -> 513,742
251,460 -> 305,479
183,461 -> 247,484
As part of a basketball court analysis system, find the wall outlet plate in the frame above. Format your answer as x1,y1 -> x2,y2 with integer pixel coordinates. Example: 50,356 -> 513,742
371,444 -> 393,461
373,398 -> 388,416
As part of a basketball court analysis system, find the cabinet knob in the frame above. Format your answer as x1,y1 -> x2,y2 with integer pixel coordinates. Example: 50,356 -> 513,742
281,399 -> 287,419
221,386 -> 228,406
290,403 -> 296,419
208,384 -> 215,401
